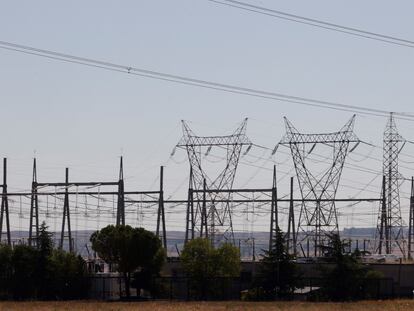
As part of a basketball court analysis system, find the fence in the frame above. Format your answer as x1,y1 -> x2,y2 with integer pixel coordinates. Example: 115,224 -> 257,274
0,275 -> 397,301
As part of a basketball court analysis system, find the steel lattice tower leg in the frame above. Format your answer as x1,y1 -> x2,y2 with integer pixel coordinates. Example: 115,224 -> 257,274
375,113 -> 405,256
287,176 -> 296,256
408,177 -> 414,260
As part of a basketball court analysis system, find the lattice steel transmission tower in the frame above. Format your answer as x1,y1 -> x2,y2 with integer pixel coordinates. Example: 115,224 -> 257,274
375,113 -> 406,256
176,118 -> 252,245
279,115 -> 359,256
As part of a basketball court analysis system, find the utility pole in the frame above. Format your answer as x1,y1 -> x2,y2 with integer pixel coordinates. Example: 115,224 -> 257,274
0,158 -> 10,246
287,177 -> 296,256
29,158 -> 39,247
116,156 -> 125,226
269,165 -> 278,251
156,166 -> 167,250
60,167 -> 73,252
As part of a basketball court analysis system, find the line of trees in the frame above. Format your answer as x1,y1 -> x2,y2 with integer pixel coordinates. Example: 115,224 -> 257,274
0,222 -> 387,301
249,230 -> 384,301
0,222 -> 88,300
88,225 -> 386,301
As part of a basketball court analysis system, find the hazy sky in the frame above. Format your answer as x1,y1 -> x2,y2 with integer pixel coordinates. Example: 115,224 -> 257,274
1,1 -> 414,234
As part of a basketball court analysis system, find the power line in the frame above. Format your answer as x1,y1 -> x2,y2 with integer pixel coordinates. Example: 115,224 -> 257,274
0,40 -> 413,121
206,0 -> 414,49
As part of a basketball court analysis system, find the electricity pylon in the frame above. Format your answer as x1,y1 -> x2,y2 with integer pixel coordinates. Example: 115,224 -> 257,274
376,113 -> 405,256
279,115 -> 359,256
176,119 -> 252,245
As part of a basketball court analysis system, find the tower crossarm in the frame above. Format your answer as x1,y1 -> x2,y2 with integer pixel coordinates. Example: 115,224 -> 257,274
279,115 -> 359,145
176,135 -> 251,147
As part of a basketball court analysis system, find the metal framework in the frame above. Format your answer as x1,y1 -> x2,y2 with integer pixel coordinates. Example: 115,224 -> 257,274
408,177 -> 414,260
176,118 -> 252,245
279,115 -> 359,256
0,158 -> 10,246
268,165 -> 278,251
375,113 -> 405,256
24,157 -> 167,252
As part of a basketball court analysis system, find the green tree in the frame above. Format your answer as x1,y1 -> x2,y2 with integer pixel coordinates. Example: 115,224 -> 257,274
49,249 -> 89,299
11,245 -> 38,298
36,222 -> 54,298
259,227 -> 300,299
0,223 -> 88,300
0,244 -> 12,297
90,225 -> 165,297
319,233 -> 371,301
0,244 -> 12,278
181,238 -> 240,298
38,221 -> 53,258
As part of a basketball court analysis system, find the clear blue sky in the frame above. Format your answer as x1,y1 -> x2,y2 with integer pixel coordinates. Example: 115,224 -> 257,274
1,0 -> 414,233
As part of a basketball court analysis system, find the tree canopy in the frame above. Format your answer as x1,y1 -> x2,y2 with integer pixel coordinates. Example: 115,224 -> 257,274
90,225 -> 165,297
180,238 -> 240,299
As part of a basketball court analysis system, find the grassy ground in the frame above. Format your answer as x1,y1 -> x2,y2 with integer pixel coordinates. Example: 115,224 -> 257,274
0,301 -> 414,311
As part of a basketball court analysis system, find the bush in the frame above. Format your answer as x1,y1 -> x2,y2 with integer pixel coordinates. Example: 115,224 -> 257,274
181,238 -> 240,299
0,222 -> 88,300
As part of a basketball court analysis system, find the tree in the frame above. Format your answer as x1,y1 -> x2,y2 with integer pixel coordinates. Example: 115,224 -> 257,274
90,225 -> 165,297
49,249 -> 89,299
0,244 -> 12,278
0,244 -> 12,297
38,221 -> 53,258
36,222 -> 54,298
259,227 -> 300,299
0,223 -> 88,300
181,238 -> 240,298
11,245 -> 38,298
318,233 -> 372,301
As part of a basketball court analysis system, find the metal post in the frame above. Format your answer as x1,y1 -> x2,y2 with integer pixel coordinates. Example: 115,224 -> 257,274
29,158 -> 39,247
252,238 -> 256,261
269,165 -> 278,251
156,166 -> 167,250
378,175 -> 387,255
117,157 -> 125,226
200,178 -> 208,239
287,177 -> 296,255
60,167 -> 72,252
0,158 -> 10,246
185,168 -> 194,244
408,177 -> 414,260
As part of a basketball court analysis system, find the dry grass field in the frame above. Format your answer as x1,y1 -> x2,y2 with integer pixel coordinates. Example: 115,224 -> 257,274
0,300 -> 414,311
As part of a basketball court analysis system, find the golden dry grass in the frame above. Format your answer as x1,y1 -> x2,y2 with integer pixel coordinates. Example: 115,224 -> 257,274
0,300 -> 414,311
